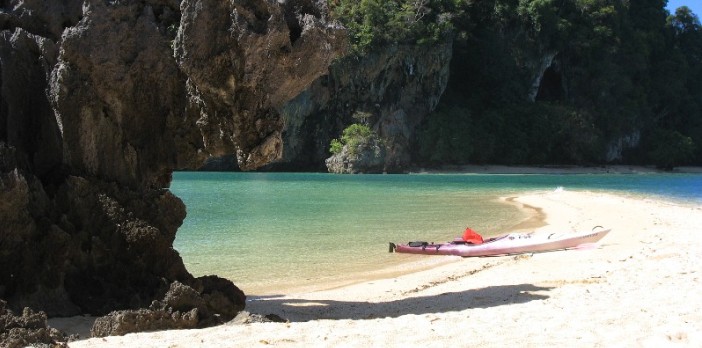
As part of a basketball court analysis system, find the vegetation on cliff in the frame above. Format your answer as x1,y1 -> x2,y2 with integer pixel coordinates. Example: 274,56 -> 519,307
429,1 -> 701,168
326,122 -> 386,173
329,0 -> 702,169
329,122 -> 381,156
329,0 -> 456,53
329,124 -> 364,155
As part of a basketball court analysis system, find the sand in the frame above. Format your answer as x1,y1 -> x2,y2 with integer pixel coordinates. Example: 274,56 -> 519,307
62,188 -> 702,347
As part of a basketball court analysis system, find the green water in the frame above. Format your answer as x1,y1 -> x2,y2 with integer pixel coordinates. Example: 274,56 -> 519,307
170,171 -> 702,295
170,172 -> 532,294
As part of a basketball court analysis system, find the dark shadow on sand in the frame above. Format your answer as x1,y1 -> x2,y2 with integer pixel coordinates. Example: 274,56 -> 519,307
246,283 -> 553,322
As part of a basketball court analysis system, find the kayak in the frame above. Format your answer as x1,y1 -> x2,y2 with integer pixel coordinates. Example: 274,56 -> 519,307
389,227 -> 610,257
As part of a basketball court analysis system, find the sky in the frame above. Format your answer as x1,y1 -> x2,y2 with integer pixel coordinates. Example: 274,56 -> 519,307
665,0 -> 702,18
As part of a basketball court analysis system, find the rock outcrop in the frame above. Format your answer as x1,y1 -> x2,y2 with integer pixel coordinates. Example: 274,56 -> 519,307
1,0 -> 448,342
91,278 -> 244,337
274,42 -> 453,172
325,135 -> 386,174
174,0 -> 347,171
1,0 -> 346,336
327,44 -> 452,172
0,300 -> 69,347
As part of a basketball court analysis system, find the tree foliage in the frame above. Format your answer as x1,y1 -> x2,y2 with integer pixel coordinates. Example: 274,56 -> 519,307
413,0 -> 702,168
328,0 -> 702,168
647,129 -> 696,170
329,0 -> 458,53
329,123 -> 381,156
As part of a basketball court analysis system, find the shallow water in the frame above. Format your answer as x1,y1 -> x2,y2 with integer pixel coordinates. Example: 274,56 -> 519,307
171,172 -> 702,294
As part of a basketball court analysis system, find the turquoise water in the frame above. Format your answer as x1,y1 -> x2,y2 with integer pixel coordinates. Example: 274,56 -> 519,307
171,172 -> 702,294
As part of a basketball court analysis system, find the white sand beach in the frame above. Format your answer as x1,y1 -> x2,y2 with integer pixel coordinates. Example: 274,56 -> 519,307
63,189 -> 702,347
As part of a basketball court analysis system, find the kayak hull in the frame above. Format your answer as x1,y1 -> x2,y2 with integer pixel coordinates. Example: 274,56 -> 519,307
392,228 -> 610,257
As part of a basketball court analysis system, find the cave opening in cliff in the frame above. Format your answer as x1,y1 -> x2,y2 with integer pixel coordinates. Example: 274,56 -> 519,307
282,1 -> 322,45
535,60 -> 564,102
285,15 -> 303,45
289,22 -> 302,44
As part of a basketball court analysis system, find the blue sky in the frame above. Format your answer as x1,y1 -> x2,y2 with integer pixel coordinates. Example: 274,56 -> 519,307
666,0 -> 702,18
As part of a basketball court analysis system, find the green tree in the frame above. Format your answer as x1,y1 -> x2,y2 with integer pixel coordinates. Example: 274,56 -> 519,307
665,7 -> 702,162
647,130 -> 696,169
329,0 -> 456,53
415,105 -> 473,164
329,123 -> 382,156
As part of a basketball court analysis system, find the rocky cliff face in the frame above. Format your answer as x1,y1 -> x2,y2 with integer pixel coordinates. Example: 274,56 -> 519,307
1,0 -> 448,342
269,43 -> 452,172
0,0 -> 347,332
341,44 -> 452,172
174,0 -> 346,171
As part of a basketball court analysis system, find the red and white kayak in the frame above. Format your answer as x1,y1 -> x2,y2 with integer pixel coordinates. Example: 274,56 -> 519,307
390,227 -> 610,257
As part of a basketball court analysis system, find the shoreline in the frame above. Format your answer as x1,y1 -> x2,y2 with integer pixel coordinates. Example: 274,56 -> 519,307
410,164 -> 702,174
63,188 -> 702,346
235,192 -> 548,297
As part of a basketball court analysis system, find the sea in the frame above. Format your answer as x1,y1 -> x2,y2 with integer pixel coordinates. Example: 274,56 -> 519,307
170,172 -> 702,295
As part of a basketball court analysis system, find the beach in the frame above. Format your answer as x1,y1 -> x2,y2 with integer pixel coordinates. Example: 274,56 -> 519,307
62,188 -> 702,347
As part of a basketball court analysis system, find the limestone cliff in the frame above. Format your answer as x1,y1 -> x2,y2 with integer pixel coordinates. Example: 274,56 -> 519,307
269,43 -> 453,172
1,1 -> 449,343
0,0 -> 347,334
174,0 -> 346,171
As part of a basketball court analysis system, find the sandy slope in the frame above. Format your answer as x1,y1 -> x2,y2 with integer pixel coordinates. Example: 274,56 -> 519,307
65,189 -> 702,347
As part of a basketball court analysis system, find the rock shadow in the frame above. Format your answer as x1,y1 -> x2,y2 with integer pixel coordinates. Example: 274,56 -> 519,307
246,283 -> 553,322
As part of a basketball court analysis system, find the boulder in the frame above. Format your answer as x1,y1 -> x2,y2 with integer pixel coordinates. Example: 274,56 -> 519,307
91,279 -> 245,337
325,137 -> 387,174
0,300 -> 69,347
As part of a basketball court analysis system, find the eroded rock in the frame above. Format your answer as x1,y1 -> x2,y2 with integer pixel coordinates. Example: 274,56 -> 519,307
175,0 -> 347,170
325,136 -> 387,174
91,279 -> 245,337
0,0 -> 445,338
0,300 -> 69,347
